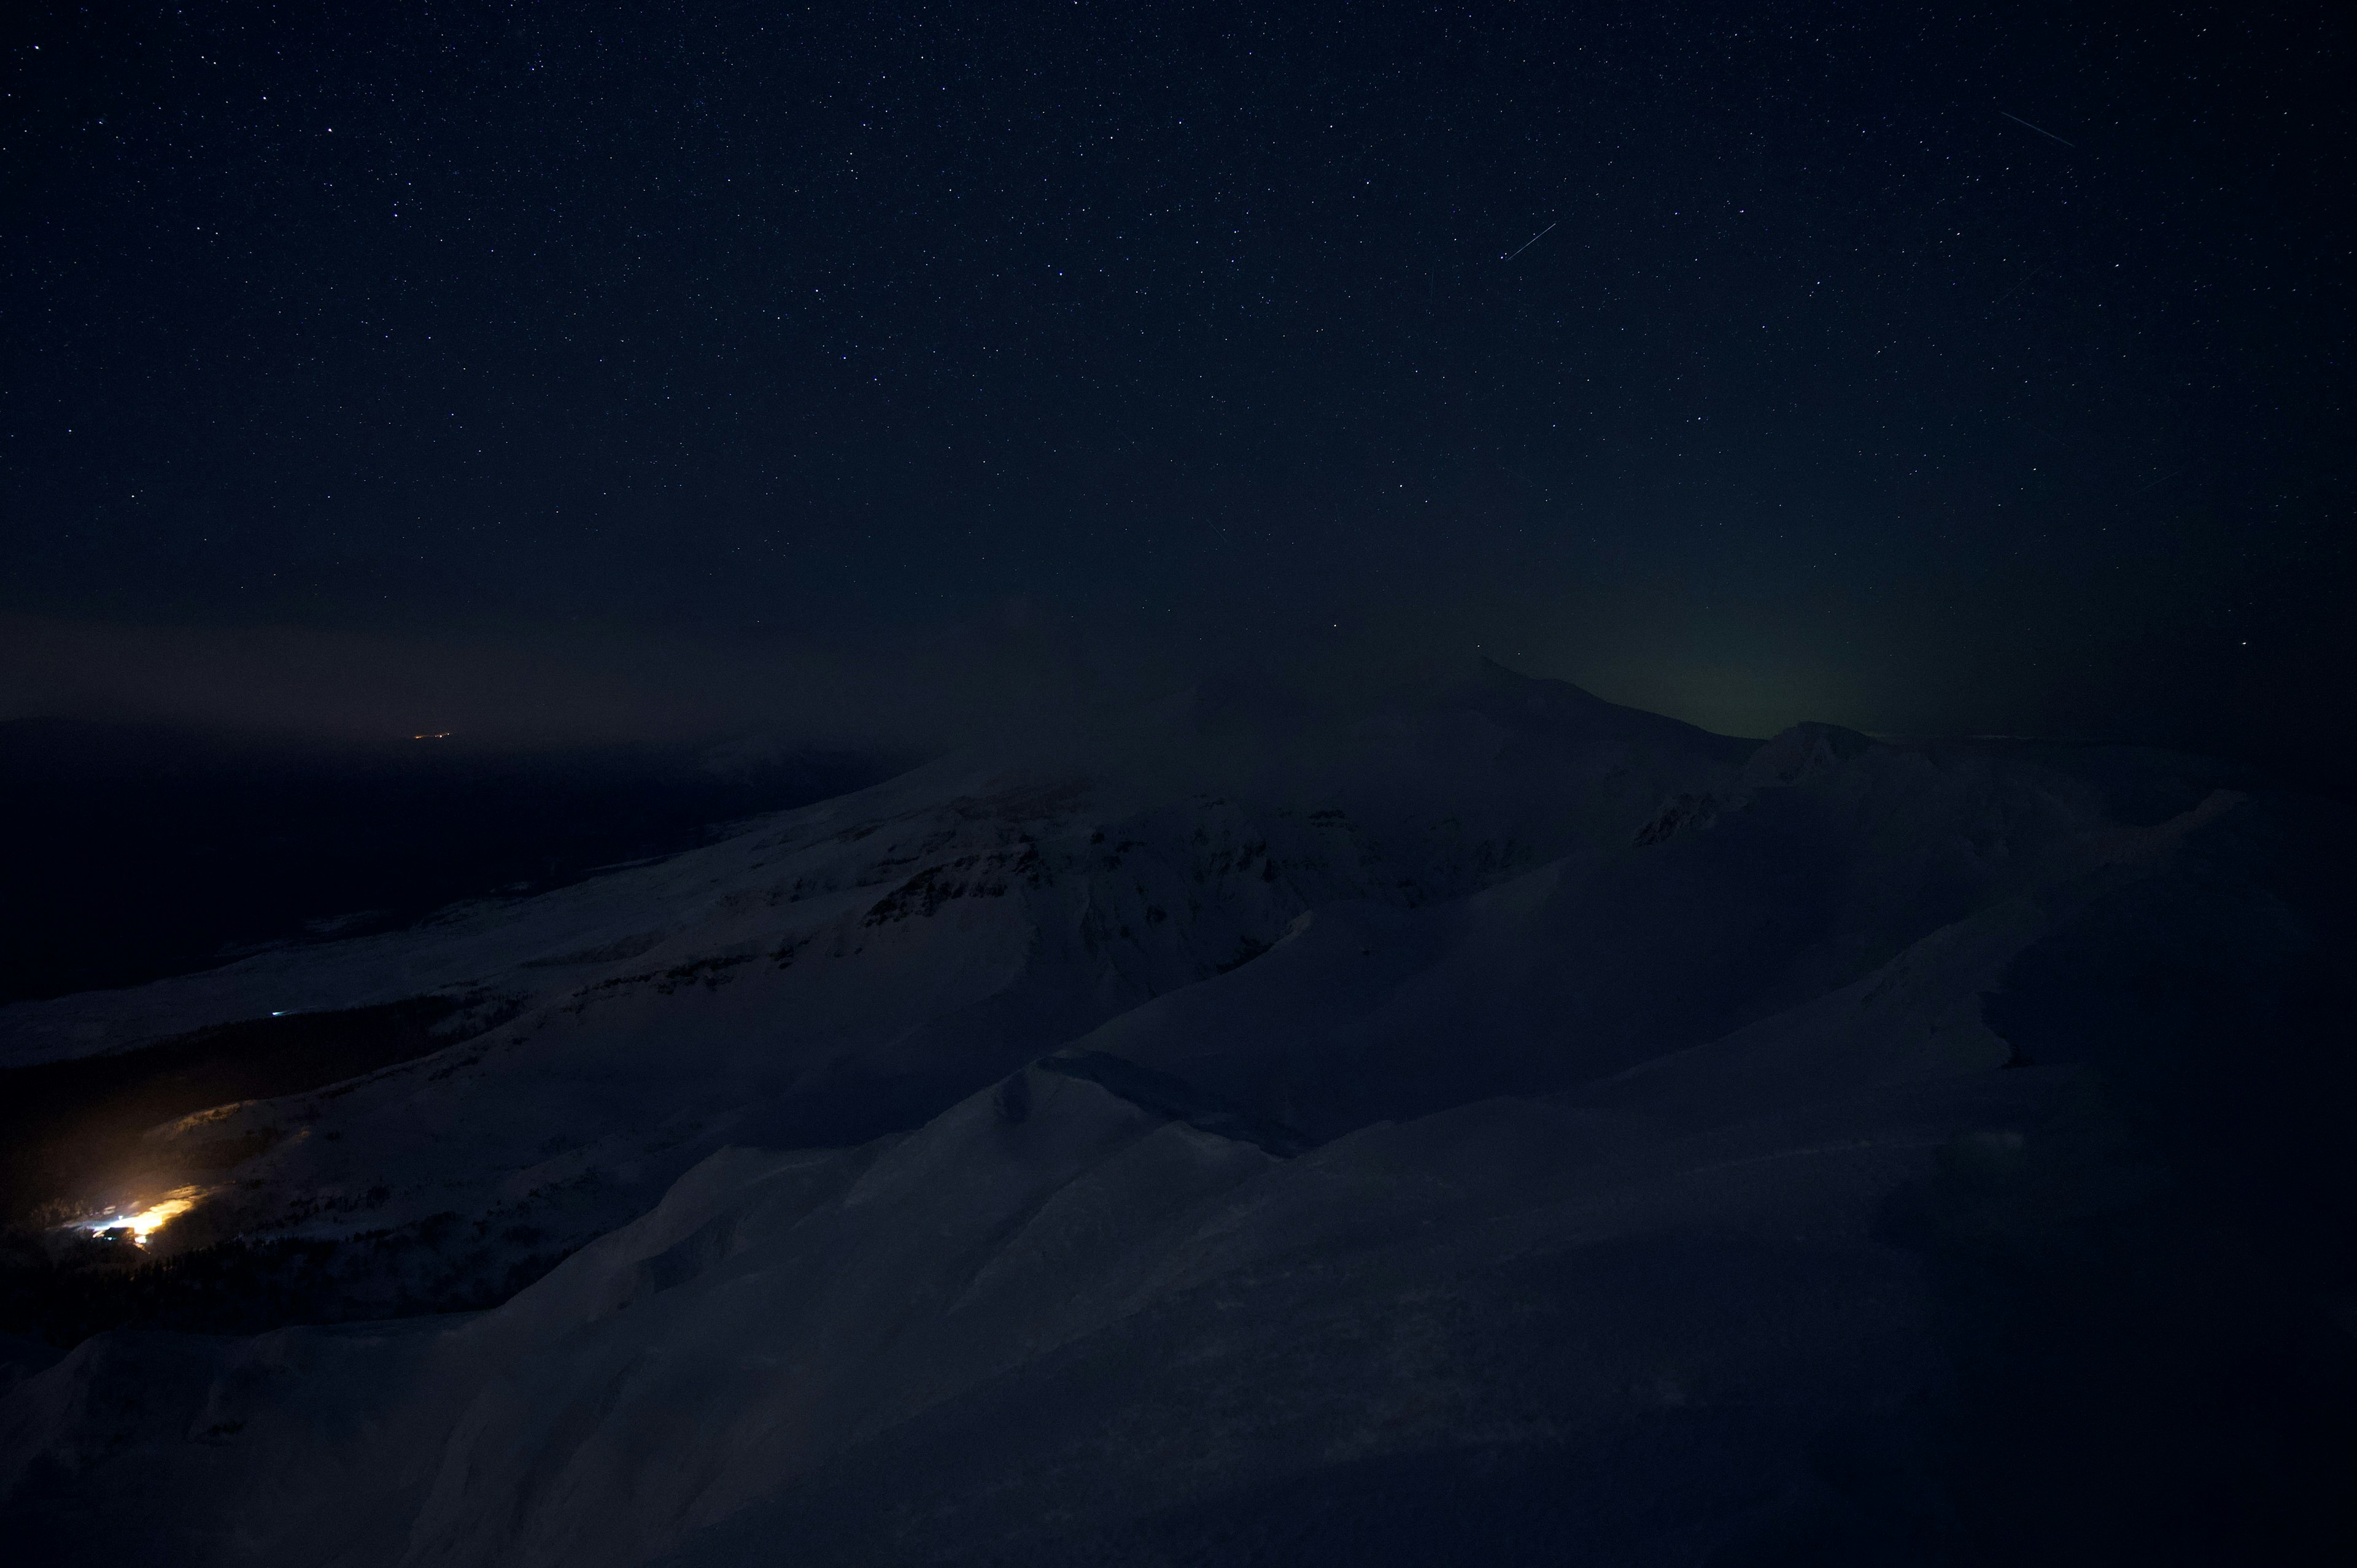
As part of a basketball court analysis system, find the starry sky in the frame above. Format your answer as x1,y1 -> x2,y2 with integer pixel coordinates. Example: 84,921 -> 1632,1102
6,2 -> 2351,765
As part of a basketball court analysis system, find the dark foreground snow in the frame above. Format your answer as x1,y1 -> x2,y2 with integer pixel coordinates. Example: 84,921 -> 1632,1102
3,665 -> 2350,1564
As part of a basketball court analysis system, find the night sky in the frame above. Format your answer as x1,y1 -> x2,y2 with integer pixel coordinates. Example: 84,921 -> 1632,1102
6,2 -> 2351,765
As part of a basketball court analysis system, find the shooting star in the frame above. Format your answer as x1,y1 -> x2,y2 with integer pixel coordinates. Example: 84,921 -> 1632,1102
1999,110 -> 2075,148
1501,222 -> 1557,262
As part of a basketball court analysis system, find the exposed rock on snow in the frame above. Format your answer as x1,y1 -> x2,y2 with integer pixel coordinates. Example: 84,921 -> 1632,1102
2,666 -> 2347,1564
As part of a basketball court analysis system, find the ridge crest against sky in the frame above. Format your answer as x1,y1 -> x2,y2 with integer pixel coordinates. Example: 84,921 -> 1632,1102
4,2 -> 2350,767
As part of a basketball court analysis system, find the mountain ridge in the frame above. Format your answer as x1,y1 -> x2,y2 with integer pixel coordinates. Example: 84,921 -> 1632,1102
4,665 -> 2347,1563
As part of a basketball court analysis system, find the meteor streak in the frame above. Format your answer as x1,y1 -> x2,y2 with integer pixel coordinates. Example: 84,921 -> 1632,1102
1501,221 -> 1557,261
2000,110 -> 2075,147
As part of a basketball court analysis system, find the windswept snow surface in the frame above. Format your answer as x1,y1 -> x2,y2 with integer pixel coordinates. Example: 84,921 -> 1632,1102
4,664 -> 2350,1564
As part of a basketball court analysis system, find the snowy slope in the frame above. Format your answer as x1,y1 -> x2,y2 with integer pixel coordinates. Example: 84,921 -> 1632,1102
1,663 -> 1751,1261
3,1062 -> 2054,1566
2,665 -> 2338,1564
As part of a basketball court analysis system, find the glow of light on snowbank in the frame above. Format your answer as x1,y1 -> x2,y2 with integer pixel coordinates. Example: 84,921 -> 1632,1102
82,1188 -> 200,1246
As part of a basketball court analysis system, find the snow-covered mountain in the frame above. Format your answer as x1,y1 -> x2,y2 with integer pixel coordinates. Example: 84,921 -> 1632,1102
3,663 -> 2348,1564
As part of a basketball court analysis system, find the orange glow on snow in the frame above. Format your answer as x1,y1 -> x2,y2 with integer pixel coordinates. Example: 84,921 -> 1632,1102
84,1188 -> 201,1246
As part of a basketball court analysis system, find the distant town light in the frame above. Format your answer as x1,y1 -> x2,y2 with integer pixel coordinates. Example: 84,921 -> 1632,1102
79,1188 -> 201,1246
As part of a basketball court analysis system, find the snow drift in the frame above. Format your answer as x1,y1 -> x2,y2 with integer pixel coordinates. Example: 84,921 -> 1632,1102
3,663 -> 2349,1564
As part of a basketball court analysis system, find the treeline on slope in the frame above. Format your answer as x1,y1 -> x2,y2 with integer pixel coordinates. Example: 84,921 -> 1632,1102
0,994 -> 586,1350
0,1211 -> 579,1350
0,996 -> 497,1229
